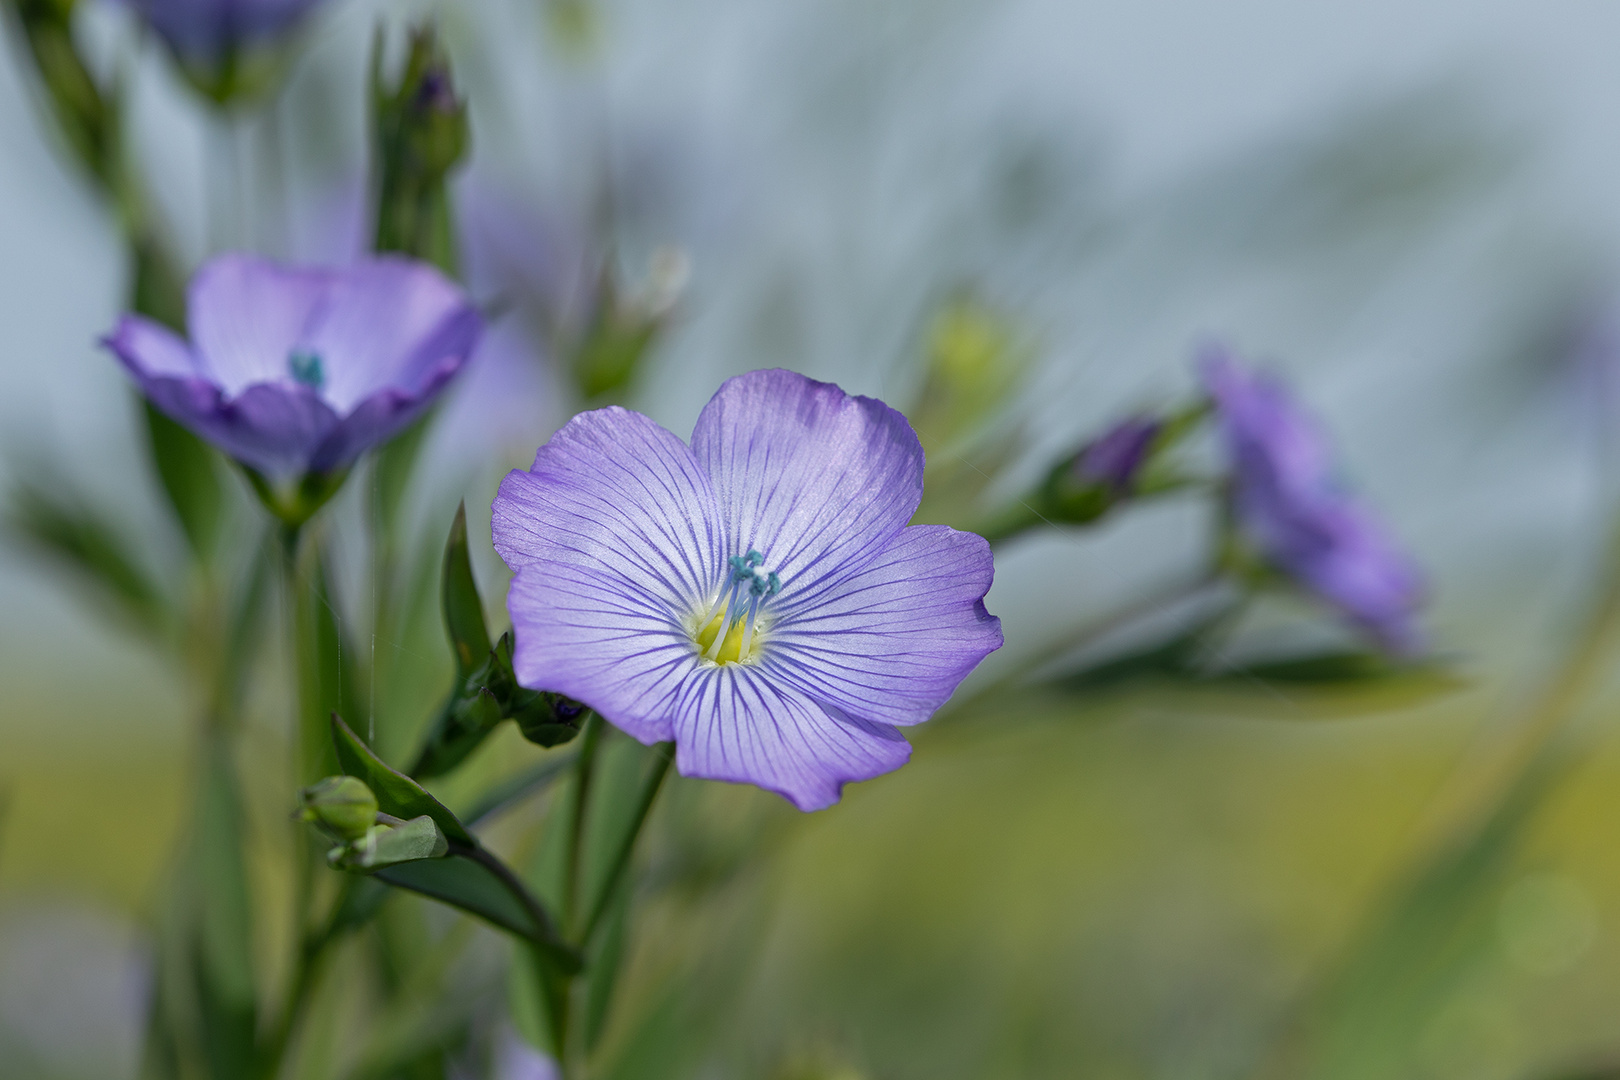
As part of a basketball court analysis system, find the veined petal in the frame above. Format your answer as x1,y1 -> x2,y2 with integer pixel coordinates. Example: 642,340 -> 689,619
302,257 -> 478,412
493,406 -> 724,624
188,255 -> 330,395
690,369 -> 924,599
764,524 -> 1002,726
671,668 -> 910,811
505,559 -> 699,745
308,306 -> 480,472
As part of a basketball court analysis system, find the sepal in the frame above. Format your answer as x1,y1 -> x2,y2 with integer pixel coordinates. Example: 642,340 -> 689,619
327,814 -> 449,870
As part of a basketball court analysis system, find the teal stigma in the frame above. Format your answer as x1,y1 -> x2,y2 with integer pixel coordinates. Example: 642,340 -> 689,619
288,349 -> 325,390
696,550 -> 783,664
728,549 -> 781,597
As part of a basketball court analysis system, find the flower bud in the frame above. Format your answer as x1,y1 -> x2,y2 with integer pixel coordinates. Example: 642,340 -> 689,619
511,690 -> 588,748
298,775 -> 378,841
372,24 -> 470,269
570,248 -> 689,401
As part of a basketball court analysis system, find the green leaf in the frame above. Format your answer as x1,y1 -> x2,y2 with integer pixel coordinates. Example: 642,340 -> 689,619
330,715 -> 473,846
6,477 -> 167,633
441,501 -> 491,677
141,401 -> 225,561
374,856 -> 582,974
1204,651 -> 1468,718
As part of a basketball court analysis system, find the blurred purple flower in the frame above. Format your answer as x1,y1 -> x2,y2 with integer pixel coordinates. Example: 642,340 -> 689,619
492,369 -> 1003,810
103,253 -> 481,480
1201,347 -> 1426,654
1075,415 -> 1161,493
122,0 -> 326,62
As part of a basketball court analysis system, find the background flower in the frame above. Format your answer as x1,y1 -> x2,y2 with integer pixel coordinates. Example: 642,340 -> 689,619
121,0 -> 327,65
103,253 -> 481,480
1203,347 -> 1426,653
492,369 -> 1003,810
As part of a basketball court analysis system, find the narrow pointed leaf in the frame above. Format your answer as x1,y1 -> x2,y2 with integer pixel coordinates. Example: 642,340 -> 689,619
331,715 -> 474,845
441,501 -> 491,676
374,856 -> 582,974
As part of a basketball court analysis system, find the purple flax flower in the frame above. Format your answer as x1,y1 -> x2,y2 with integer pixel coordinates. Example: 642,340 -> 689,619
122,0 -> 326,63
1201,348 -> 1425,654
1075,415 -> 1161,494
103,253 -> 481,482
492,369 -> 1003,811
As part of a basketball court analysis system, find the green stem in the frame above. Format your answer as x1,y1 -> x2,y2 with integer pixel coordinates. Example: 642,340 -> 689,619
581,745 -> 672,945
257,874 -> 348,1078
563,715 -> 603,934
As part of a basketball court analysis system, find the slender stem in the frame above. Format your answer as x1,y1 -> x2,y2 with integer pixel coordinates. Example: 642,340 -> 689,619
258,876 -> 355,1078
563,715 -> 603,933
581,745 -> 672,945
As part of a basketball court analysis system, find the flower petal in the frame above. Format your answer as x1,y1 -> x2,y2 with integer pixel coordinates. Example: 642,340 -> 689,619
689,368 -> 924,598
764,524 -> 1002,726
670,668 -> 911,811
503,558 -> 701,745
144,379 -> 338,477
308,305 -> 481,472
302,257 -> 480,412
494,407 -> 727,741
493,406 -> 723,600
187,255 -> 331,395
103,315 -> 201,379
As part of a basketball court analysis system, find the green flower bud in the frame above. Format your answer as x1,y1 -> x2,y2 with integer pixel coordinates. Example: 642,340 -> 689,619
298,775 -> 378,840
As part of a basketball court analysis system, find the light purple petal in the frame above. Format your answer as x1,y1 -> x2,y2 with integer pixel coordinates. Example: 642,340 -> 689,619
103,315 -> 200,379
300,257 -> 478,412
763,524 -> 1002,726
1201,347 -> 1335,497
307,305 -> 481,472
494,407 -> 727,741
501,559 -> 699,746
123,0 -> 326,61
187,255 -> 330,395
690,369 -> 924,600
153,379 -> 337,477
670,669 -> 910,811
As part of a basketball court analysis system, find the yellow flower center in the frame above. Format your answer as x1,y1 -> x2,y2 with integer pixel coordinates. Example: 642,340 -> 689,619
692,600 -> 760,665
690,549 -> 782,666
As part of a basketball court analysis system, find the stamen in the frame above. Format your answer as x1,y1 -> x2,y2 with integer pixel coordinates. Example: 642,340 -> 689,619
692,551 -> 785,665
288,348 -> 325,389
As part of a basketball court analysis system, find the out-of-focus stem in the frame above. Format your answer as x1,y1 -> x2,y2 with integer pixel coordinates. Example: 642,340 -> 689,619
563,714 -> 602,933
1400,523 -> 1620,867
580,746 -> 671,945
